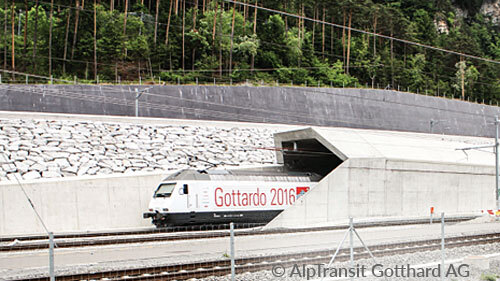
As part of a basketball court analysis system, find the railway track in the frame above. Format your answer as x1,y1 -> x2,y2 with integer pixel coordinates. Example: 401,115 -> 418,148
18,232 -> 500,281
0,216 -> 476,252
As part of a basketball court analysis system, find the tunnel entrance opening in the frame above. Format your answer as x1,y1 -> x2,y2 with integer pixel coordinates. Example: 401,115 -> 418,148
281,139 -> 343,179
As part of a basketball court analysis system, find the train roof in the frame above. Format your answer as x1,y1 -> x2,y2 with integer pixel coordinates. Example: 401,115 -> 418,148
162,169 -> 321,182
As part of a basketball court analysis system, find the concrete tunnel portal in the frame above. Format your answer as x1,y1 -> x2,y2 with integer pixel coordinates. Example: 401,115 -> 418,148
267,126 -> 497,229
281,138 -> 343,178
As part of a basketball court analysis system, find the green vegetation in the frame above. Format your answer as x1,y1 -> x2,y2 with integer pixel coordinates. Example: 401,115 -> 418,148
1,0 -> 499,102
481,273 -> 498,281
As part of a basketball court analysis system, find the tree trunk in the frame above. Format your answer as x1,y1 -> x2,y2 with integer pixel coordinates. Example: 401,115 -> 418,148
342,9 -> 346,68
71,0 -> 80,59
123,0 -> 128,56
23,0 -> 28,53
373,12 -> 377,58
218,0 -> 222,77
182,0 -> 185,71
193,0 -> 198,28
460,57 -> 465,99
346,9 -> 352,74
283,0 -> 286,32
93,0 -> 97,81
110,0 -> 114,11
297,3 -> 301,44
4,0 -> 8,70
212,1 -> 218,42
63,1 -> 72,75
174,0 -> 178,15
154,0 -> 160,45
192,0 -> 198,71
165,0 -> 172,45
390,25 -> 394,87
243,0 -> 247,28
251,0 -> 257,72
330,16 -> 333,56
11,0 -> 14,72
312,6 -> 316,50
48,0 -> 54,77
229,2 -> 236,76
321,7 -> 325,59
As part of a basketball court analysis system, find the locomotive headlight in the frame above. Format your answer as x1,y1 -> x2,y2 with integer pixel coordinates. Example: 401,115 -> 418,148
163,208 -> 169,211
149,208 -> 153,212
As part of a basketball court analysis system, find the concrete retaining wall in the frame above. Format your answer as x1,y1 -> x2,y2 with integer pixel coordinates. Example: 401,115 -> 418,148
0,85 -> 499,137
0,172 -> 164,235
266,158 -> 495,229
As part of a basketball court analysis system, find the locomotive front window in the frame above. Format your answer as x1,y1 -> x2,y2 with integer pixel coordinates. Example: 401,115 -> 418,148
154,183 -> 176,198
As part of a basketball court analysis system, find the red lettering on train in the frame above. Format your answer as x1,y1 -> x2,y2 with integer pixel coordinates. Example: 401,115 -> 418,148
214,187 -> 310,207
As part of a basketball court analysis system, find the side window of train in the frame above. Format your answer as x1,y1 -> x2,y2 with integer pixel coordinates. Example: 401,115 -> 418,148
183,184 -> 189,194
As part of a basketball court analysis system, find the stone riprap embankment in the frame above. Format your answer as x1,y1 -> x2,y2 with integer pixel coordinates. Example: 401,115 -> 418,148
0,118 -> 277,181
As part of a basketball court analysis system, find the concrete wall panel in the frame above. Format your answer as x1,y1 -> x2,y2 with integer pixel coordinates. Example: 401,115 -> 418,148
266,158 -> 496,229
0,172 -> 164,236
0,85 -> 499,137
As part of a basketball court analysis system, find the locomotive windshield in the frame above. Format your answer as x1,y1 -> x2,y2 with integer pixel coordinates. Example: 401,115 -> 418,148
154,183 -> 176,198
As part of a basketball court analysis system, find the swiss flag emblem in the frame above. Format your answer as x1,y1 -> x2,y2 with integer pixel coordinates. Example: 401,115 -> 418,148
296,187 -> 310,198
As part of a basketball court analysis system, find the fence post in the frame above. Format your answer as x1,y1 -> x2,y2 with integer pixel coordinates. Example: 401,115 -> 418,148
213,77 -> 216,86
349,217 -> 354,279
50,75 -> 53,84
441,212 -> 445,281
74,76 -> 77,85
26,75 -> 28,85
49,232 -> 55,281
135,88 -> 139,117
230,222 -> 235,281
0,74 -> 2,84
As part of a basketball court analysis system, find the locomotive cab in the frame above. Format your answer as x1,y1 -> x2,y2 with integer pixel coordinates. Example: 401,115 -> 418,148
142,182 -> 187,225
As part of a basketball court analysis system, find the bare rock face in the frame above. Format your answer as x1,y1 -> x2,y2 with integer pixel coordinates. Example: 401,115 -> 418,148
481,0 -> 500,24
434,19 -> 449,34
0,118 -> 277,181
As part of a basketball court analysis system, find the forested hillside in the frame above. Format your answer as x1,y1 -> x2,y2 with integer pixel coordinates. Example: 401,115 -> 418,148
1,0 -> 499,102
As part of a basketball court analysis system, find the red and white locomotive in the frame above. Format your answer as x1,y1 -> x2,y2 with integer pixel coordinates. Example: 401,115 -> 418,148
143,168 -> 320,227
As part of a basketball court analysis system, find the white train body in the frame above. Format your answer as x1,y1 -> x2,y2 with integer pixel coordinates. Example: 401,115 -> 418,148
143,169 -> 319,226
